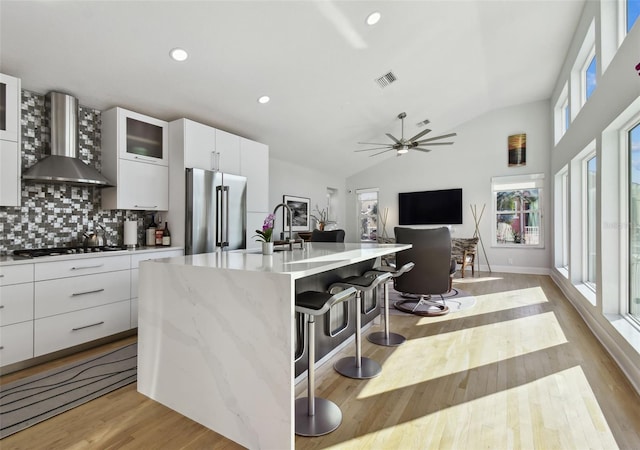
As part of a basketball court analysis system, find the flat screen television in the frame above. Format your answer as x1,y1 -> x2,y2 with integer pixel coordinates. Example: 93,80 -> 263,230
398,188 -> 463,225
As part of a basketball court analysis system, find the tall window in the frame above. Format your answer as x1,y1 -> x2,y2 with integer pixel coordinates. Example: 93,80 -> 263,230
628,0 -> 640,33
555,168 -> 569,271
628,121 -> 640,321
586,155 -> 597,289
492,174 -> 544,247
356,188 -> 378,242
554,83 -> 570,144
585,54 -> 597,100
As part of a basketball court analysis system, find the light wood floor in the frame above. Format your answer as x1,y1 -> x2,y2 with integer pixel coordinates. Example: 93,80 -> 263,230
2,273 -> 639,449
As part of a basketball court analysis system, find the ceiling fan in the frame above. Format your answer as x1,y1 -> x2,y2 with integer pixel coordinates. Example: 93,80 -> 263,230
356,112 -> 457,157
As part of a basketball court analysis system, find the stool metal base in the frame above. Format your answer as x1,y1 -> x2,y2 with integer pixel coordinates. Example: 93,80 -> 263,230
367,331 -> 406,347
334,356 -> 382,379
294,397 -> 342,436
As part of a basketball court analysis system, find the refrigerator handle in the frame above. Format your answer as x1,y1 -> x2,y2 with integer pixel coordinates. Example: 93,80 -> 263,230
223,186 -> 230,247
216,185 -> 223,247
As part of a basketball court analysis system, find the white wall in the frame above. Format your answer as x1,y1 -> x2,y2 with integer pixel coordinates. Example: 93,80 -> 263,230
346,99 -> 552,273
268,157 -> 346,239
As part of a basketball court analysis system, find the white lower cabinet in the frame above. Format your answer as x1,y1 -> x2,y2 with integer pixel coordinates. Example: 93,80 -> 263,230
0,283 -> 33,326
0,321 -> 34,366
34,300 -> 131,357
35,270 -> 130,318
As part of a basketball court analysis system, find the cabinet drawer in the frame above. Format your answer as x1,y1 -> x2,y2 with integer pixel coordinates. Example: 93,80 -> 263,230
35,270 -> 130,318
0,321 -> 34,366
131,268 -> 139,299
34,300 -> 130,357
0,283 -> 33,326
131,249 -> 183,269
35,255 -> 130,281
0,264 -> 34,286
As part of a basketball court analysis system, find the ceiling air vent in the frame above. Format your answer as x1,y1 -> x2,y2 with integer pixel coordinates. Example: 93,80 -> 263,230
374,71 -> 397,88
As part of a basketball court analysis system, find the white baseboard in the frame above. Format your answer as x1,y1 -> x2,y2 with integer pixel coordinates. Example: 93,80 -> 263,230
549,270 -> 640,396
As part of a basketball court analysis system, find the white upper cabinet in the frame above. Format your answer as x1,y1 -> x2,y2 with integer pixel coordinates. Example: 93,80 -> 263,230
172,119 -> 217,171
240,137 -> 269,212
0,73 -> 21,142
0,73 -> 21,207
215,129 -> 240,174
101,107 -> 169,211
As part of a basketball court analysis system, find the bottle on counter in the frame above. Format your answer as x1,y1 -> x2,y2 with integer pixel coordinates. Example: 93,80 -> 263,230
162,222 -> 171,246
146,215 -> 157,247
155,222 -> 164,246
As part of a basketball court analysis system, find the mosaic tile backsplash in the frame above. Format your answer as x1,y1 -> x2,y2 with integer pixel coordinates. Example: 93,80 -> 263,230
0,90 -> 157,253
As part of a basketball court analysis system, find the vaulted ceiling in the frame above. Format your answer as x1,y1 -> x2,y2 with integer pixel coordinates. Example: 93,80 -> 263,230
0,0 -> 584,177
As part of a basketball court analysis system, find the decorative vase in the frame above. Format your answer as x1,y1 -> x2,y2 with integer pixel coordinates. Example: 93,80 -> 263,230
262,241 -> 274,255
318,222 -> 325,231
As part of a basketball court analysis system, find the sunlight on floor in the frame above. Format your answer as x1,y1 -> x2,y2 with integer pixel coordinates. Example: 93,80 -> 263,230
360,311 -> 568,398
411,286 -> 550,326
452,275 -> 505,284
345,366 -> 617,450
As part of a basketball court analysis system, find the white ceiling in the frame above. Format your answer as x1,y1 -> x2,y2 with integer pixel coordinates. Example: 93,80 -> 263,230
0,0 -> 584,177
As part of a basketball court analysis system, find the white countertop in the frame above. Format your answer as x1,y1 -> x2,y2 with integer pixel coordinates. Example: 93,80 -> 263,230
147,242 -> 411,279
0,246 -> 184,266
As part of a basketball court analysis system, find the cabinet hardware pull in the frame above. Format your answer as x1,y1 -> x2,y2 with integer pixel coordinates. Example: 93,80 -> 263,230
71,288 -> 105,297
72,321 -> 104,331
134,205 -> 157,209
0,274 -> 4,277
71,264 -> 104,271
0,346 -> 4,350
0,305 -> 4,309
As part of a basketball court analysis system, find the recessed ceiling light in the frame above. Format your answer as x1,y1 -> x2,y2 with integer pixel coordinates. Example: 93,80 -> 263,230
169,48 -> 188,62
366,11 -> 381,26
258,95 -> 270,104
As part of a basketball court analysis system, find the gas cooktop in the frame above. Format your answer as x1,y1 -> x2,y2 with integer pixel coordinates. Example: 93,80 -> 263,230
12,246 -> 127,259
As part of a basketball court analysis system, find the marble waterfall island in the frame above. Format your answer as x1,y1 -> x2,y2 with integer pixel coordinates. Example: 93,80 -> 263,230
137,242 -> 410,449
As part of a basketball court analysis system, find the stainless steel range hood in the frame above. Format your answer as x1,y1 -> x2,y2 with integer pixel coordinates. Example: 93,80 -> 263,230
22,92 -> 113,187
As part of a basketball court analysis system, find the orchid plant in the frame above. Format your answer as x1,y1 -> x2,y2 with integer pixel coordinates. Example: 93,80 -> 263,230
254,213 -> 275,242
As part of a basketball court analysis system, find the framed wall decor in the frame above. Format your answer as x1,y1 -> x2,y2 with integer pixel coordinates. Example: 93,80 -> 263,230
508,133 -> 526,167
283,195 -> 310,232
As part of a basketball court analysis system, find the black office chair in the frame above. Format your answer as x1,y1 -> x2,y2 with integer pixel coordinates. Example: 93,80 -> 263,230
310,229 -> 345,242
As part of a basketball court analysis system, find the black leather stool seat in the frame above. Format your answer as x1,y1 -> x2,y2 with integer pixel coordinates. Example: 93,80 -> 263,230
337,275 -> 379,289
296,291 -> 334,313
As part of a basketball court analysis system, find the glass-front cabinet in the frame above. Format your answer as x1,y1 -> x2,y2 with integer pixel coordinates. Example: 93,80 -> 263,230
0,73 -> 20,142
111,107 -> 168,166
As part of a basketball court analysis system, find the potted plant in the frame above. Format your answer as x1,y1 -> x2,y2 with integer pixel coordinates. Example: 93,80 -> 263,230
254,213 -> 275,254
310,205 -> 328,231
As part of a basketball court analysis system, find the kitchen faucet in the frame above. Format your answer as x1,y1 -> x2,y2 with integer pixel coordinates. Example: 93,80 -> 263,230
273,203 -> 294,250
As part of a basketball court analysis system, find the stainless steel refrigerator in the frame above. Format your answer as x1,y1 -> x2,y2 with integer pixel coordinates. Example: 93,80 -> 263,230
185,168 -> 247,255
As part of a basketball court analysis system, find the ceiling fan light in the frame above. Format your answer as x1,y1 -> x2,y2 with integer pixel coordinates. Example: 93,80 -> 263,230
397,148 -> 409,155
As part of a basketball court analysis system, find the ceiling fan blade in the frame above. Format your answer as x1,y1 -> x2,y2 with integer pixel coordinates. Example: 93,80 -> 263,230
370,149 -> 394,157
357,142 -> 395,146
413,148 -> 433,153
385,133 -> 402,144
415,141 -> 454,146
407,128 -> 432,142
417,132 -> 457,143
354,147 -> 392,152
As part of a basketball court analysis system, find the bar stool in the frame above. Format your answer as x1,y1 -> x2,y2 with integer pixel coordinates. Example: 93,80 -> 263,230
329,271 -> 392,379
295,287 -> 357,436
364,262 -> 415,347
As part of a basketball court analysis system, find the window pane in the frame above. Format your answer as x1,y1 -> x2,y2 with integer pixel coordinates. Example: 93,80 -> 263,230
563,103 -> 570,133
587,156 -> 597,286
495,188 -> 540,245
629,121 -> 640,320
357,191 -> 378,242
585,55 -> 597,100
562,172 -> 569,268
628,0 -> 640,33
